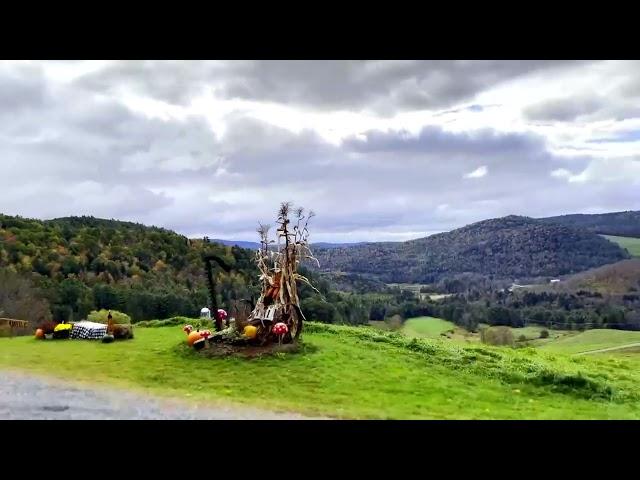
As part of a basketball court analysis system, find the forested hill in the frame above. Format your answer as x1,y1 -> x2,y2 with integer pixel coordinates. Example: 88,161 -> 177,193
313,215 -> 630,283
538,210 -> 640,237
0,214 -> 260,322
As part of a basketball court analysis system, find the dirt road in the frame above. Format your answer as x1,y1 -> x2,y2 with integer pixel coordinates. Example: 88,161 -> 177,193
574,342 -> 640,356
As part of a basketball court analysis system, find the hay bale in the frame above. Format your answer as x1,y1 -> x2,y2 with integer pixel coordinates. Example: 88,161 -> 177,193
112,324 -> 134,339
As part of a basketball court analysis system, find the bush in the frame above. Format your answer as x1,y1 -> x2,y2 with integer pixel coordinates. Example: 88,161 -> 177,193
386,314 -> 404,330
518,334 -> 527,342
540,329 -> 550,339
87,309 -> 131,324
480,326 -> 514,346
0,324 -> 11,338
136,317 -> 203,328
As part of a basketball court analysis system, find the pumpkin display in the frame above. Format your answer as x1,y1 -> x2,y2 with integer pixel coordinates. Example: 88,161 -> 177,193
35,329 -> 44,339
187,331 -> 202,347
193,338 -> 206,351
243,325 -> 258,339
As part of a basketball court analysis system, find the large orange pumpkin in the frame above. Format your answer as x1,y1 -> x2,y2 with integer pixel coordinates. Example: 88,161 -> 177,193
187,331 -> 202,347
35,329 -> 44,339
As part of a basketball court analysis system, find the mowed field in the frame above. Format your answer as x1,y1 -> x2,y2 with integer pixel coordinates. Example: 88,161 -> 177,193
3,322 -> 640,419
401,317 -> 456,338
540,329 -> 640,355
402,318 -> 640,355
400,317 -> 570,345
603,235 -> 640,257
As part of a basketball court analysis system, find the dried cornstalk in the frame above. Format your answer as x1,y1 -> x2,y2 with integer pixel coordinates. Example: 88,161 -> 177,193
246,202 -> 320,343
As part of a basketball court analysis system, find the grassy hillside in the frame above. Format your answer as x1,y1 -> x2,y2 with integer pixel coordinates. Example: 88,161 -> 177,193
603,235 -> 640,257
0,214 -> 260,322
314,215 -> 629,283
540,329 -> 640,355
2,322 -> 640,419
539,210 -> 640,238
402,317 -> 456,338
563,259 -> 640,295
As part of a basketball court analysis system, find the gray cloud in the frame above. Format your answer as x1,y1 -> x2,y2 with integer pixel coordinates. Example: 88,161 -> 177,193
523,61 -> 640,122
74,60 -> 589,115
73,61 -> 230,106
0,64 -> 50,114
524,95 -> 606,122
219,61 -> 591,114
1,61 -> 639,243
525,95 -> 640,122
343,126 -> 546,156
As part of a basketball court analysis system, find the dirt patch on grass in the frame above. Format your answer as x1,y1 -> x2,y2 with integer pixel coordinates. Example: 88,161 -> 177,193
188,341 -> 314,359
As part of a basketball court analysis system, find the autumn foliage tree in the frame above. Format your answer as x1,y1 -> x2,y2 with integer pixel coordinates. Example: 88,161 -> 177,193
0,269 -> 52,328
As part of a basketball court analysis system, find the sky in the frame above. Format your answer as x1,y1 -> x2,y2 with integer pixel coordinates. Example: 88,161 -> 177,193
0,60 -> 639,243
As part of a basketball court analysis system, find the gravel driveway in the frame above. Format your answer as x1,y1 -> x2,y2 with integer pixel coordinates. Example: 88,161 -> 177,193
0,370 -> 320,420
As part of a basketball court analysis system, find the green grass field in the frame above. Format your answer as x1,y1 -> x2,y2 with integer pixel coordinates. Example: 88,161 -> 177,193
540,329 -> 640,355
2,322 -> 640,419
401,317 -> 456,338
512,326 -> 571,341
603,235 -> 640,257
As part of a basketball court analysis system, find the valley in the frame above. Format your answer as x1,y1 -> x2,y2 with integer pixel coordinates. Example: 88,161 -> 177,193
3,209 -> 640,419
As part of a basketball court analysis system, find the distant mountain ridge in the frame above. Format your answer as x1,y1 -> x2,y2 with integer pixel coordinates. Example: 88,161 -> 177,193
213,210 -> 640,248
538,210 -> 640,238
209,238 -> 368,250
313,215 -> 630,283
2,211 -> 635,290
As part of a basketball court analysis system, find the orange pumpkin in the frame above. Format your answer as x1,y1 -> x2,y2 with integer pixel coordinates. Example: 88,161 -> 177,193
187,331 -> 202,347
35,329 -> 44,339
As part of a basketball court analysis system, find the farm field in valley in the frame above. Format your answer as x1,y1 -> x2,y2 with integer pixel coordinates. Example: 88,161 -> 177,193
401,316 -> 456,338
539,329 -> 640,355
603,235 -> 640,257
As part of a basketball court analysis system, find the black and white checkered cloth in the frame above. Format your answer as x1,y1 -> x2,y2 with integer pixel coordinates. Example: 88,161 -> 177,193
70,321 -> 107,340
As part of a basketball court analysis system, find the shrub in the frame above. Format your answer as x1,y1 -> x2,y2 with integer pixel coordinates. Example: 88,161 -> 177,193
0,324 -> 11,338
518,334 -> 527,342
480,326 -> 514,346
540,329 -> 550,339
87,309 -> 131,325
135,317 -> 203,328
386,314 -> 404,330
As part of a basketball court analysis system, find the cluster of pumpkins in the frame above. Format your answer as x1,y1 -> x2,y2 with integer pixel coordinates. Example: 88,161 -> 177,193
182,321 -> 290,349
183,325 -> 211,350
35,323 -> 72,340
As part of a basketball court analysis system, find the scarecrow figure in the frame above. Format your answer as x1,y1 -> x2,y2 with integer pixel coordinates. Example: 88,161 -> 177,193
107,311 -> 114,335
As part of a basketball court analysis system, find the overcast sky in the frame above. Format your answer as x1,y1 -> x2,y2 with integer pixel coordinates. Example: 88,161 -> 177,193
1,60 -> 639,242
